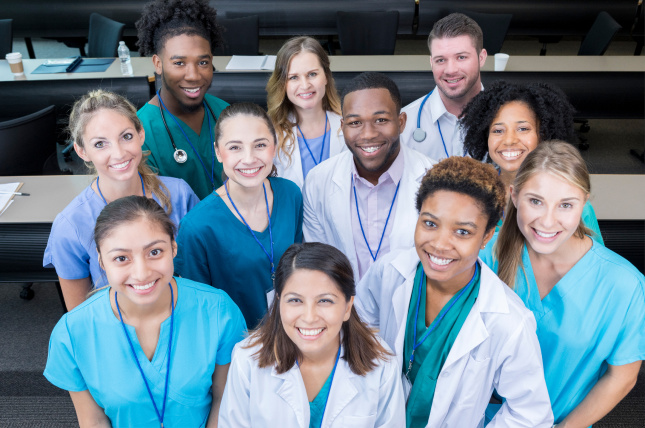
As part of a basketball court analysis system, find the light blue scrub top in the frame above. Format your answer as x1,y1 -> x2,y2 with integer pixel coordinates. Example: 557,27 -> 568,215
43,176 -> 199,288
480,237 -> 645,424
44,277 -> 247,427
297,130 -> 331,181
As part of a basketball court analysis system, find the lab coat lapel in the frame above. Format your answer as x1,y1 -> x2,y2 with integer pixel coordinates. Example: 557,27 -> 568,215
322,357 -> 358,428
273,366 -> 308,428
331,154 -> 358,271
389,147 -> 426,250
390,249 -> 420,367
289,124 -> 305,187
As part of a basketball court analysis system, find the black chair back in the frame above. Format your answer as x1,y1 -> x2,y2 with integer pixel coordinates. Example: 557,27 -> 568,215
0,105 -> 57,176
0,19 -> 12,58
215,15 -> 260,56
578,11 -> 622,55
456,10 -> 512,55
337,11 -> 399,55
87,12 -> 125,57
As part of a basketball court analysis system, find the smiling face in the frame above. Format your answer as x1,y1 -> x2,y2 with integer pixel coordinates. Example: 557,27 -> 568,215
280,268 -> 353,362
511,172 -> 587,257
215,114 -> 276,189
286,51 -> 328,114
415,190 -> 494,291
153,34 -> 213,113
430,35 -> 486,108
488,101 -> 540,174
99,217 -> 176,307
341,88 -> 406,184
75,109 -> 144,183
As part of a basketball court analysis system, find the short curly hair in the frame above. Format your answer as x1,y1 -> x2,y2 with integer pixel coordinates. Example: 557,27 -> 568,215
416,157 -> 505,233
135,0 -> 222,56
460,80 -> 576,162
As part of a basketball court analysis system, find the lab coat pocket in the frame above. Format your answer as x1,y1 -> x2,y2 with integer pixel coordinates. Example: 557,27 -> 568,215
341,414 -> 377,428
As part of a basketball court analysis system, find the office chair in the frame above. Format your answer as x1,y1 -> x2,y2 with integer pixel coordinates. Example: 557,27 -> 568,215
578,11 -> 622,55
458,10 -> 512,55
0,19 -> 12,58
0,105 -> 57,176
84,13 -> 125,57
631,2 -> 643,56
215,15 -> 260,56
337,11 -> 399,55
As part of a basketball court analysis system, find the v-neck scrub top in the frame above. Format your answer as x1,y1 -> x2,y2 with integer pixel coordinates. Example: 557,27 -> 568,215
481,237 -> 645,423
174,177 -> 304,328
44,277 -> 247,427
138,94 -> 229,200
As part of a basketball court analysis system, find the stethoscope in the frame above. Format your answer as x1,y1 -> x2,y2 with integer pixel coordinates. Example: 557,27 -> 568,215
157,90 -> 217,165
412,89 -> 449,159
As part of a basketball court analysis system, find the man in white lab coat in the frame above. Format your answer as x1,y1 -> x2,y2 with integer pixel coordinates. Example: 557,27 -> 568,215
303,72 -> 434,280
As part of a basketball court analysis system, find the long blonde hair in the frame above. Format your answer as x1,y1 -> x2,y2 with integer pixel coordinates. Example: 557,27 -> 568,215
495,140 -> 593,287
69,89 -> 172,214
266,36 -> 341,166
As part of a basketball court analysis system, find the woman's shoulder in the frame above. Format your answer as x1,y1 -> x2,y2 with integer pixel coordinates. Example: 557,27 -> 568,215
57,288 -> 112,331
176,277 -> 238,306
270,176 -> 303,198
179,191 -> 225,222
586,241 -> 645,287
51,185 -> 100,231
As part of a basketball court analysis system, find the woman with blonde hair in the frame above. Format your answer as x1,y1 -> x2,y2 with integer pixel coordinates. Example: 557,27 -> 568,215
481,140 -> 644,426
267,36 -> 345,188
44,90 -> 199,310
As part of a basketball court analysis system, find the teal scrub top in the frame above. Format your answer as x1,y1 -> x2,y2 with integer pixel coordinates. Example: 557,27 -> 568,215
308,370 -> 334,428
175,177 -> 304,328
480,237 -> 645,424
138,94 -> 228,199
44,277 -> 247,427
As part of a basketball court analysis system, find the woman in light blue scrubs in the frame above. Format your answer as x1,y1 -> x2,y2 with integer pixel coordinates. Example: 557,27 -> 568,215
44,196 -> 246,427
481,140 -> 644,426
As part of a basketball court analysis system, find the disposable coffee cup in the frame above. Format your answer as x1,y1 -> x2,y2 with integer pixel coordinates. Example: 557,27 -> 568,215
5,52 -> 25,77
494,53 -> 509,71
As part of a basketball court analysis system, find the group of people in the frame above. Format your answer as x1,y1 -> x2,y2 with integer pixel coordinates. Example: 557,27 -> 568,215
41,0 -> 644,427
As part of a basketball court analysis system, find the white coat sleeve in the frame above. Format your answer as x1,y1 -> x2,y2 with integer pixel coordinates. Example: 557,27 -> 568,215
302,173 -> 325,244
218,346 -> 252,428
488,311 -> 554,428
355,259 -> 386,329
375,356 -> 406,428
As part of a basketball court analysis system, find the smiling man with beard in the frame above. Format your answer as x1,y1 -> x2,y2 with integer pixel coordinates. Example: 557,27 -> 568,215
136,0 -> 229,199
400,13 -> 487,162
303,72 -> 434,281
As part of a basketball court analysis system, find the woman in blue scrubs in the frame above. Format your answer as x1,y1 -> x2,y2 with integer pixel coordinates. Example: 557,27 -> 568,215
45,196 -> 246,427
175,103 -> 303,328
460,80 -> 603,242
482,140 -> 644,426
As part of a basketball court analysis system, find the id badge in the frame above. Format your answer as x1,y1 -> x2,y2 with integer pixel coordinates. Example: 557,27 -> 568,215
266,288 -> 275,309
402,372 -> 412,402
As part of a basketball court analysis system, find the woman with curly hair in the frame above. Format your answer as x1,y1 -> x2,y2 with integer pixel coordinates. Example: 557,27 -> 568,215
460,80 -> 603,242
267,36 -> 344,189
135,0 -> 229,199
357,156 -> 552,427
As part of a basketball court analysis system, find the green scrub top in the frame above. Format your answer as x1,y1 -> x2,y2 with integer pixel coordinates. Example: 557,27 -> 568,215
309,370 -> 334,428
138,94 -> 228,199
403,262 -> 481,428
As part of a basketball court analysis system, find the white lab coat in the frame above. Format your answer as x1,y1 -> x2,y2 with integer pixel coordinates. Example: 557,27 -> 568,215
356,248 -> 553,428
302,144 -> 435,280
274,111 -> 346,189
218,338 -> 406,428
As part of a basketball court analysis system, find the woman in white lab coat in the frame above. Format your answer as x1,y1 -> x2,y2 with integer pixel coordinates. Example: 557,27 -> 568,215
267,36 -> 345,189
356,156 -> 553,427
219,242 -> 405,428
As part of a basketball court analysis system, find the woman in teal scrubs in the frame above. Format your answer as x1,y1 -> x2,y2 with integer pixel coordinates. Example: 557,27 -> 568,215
357,156 -> 552,427
460,80 -> 603,242
481,140 -> 644,426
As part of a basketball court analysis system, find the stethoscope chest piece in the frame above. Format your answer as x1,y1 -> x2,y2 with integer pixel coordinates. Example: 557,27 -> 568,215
413,128 -> 427,142
173,149 -> 188,163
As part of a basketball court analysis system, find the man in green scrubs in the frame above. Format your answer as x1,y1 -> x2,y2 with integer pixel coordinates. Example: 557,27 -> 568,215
135,0 -> 228,199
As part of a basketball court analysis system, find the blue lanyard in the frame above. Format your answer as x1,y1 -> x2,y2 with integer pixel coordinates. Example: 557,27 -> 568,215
157,90 -> 216,187
224,179 -> 275,283
297,345 -> 341,428
115,282 -> 174,428
296,113 -> 329,166
406,263 -> 479,378
416,90 -> 449,158
352,175 -> 401,262
96,172 -> 146,205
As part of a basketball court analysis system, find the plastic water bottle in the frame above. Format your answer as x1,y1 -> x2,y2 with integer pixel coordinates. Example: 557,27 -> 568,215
118,41 -> 133,76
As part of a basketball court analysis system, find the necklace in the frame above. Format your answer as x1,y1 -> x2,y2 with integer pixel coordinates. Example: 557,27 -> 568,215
96,172 -> 146,205
296,113 -> 329,166
224,179 -> 275,284
115,282 -> 174,428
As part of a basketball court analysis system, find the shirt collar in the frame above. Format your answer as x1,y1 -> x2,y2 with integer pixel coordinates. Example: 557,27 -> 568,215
351,145 -> 405,187
430,83 -> 485,124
